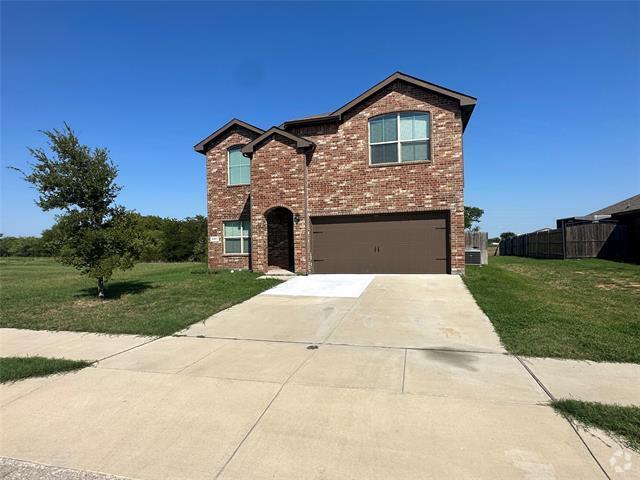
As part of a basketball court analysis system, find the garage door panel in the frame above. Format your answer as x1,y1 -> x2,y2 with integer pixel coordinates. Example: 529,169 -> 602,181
311,213 -> 449,274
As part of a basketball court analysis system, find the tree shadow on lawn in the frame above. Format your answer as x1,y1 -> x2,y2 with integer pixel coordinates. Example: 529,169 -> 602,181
75,280 -> 154,300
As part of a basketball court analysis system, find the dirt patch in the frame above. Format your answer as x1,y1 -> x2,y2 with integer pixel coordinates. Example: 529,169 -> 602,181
595,279 -> 640,291
500,264 -> 535,276
500,264 -> 581,291
73,298 -> 119,308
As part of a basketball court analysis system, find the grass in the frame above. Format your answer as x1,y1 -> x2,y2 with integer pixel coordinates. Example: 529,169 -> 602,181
463,256 -> 640,363
0,356 -> 91,383
0,257 -> 281,336
552,399 -> 640,452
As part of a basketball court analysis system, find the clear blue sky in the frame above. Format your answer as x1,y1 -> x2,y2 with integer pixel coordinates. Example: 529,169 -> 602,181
2,1 -> 639,237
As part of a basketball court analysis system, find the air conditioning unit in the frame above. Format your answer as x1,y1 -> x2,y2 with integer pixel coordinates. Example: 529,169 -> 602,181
465,249 -> 482,265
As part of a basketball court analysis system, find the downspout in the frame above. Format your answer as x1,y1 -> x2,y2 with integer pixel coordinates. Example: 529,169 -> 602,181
244,151 -> 254,271
458,108 -> 465,275
303,149 -> 313,275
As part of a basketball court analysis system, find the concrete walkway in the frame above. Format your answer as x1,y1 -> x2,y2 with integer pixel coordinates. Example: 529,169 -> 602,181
523,357 -> 640,406
0,275 -> 637,479
0,328 -> 153,361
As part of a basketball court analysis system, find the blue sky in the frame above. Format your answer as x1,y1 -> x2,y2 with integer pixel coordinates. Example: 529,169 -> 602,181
2,1 -> 639,237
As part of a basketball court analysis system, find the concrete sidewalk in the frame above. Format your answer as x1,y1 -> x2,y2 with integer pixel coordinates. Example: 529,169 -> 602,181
1,275 -> 637,479
523,356 -> 640,406
0,343 -> 608,480
0,328 -> 153,361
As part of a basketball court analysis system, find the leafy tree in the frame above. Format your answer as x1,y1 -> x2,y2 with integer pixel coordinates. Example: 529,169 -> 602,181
40,222 -> 66,256
0,236 -> 51,257
1,214 -> 208,263
464,206 -> 484,231
14,124 -> 139,298
500,231 -> 517,240
160,216 -> 207,262
130,214 -> 166,262
192,232 -> 208,263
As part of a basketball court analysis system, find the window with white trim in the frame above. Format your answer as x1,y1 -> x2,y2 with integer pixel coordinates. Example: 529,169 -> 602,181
369,112 -> 430,165
228,146 -> 250,185
223,221 -> 250,254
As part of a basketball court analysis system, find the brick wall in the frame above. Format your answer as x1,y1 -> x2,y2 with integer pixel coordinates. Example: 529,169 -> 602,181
249,136 -> 309,274
205,127 -> 259,270
290,81 -> 465,274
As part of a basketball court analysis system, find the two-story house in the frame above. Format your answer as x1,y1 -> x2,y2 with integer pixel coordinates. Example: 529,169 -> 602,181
194,72 -> 476,275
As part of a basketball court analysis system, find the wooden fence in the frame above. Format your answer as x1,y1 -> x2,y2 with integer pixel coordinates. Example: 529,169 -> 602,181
499,222 -> 631,260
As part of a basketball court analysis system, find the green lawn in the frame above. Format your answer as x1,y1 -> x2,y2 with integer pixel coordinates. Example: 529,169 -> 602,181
552,399 -> 640,452
0,257 -> 280,336
0,356 -> 91,383
463,256 -> 640,363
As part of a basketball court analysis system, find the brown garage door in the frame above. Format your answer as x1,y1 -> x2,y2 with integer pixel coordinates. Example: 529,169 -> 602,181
311,212 -> 449,274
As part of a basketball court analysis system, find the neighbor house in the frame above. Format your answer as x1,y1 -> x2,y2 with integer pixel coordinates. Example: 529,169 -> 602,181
556,194 -> 640,263
194,72 -> 476,275
501,194 -> 640,262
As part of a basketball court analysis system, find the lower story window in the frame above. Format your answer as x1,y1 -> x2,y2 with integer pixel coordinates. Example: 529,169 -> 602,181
224,221 -> 250,254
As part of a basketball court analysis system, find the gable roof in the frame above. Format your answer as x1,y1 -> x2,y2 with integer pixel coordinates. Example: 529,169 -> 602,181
281,71 -> 477,130
589,194 -> 640,216
241,126 -> 315,155
194,119 -> 264,154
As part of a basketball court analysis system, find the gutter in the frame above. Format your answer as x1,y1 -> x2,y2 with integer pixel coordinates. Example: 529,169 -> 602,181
303,149 -> 313,274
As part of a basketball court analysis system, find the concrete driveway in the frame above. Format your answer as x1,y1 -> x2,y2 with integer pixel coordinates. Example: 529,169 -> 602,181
186,275 -> 505,352
0,275 -> 614,479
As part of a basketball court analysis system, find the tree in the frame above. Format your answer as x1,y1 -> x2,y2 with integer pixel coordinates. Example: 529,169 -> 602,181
0,235 -> 51,257
464,206 -> 484,231
130,214 -> 166,262
160,216 -> 207,262
500,231 -> 517,240
14,124 -> 139,298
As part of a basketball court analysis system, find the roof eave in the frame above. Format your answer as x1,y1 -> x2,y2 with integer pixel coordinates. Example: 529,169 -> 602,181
281,71 -> 477,131
282,114 -> 341,129
194,119 -> 264,154
461,104 -> 475,131
241,127 -> 315,155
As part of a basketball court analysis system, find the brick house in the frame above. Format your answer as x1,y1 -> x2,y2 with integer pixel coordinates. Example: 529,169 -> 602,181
194,72 -> 476,275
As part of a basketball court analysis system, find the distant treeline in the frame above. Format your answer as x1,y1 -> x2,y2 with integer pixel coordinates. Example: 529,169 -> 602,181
1,214 -> 208,262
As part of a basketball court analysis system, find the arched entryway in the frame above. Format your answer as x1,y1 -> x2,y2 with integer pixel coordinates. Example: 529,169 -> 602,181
265,207 -> 294,272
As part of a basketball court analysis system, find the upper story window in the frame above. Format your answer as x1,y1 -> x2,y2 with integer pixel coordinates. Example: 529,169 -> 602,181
369,112 -> 430,165
228,146 -> 250,185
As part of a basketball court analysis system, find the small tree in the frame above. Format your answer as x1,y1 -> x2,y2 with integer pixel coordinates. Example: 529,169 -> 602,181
14,124 -> 139,298
500,231 -> 517,240
464,206 -> 484,231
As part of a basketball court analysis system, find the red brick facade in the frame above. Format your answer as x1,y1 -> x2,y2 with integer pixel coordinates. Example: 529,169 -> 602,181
201,76 -> 471,275
249,137 -> 309,274
204,127 -> 258,270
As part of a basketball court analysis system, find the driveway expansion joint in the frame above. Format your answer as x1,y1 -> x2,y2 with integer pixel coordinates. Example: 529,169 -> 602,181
213,346 -> 320,480
179,332 -> 508,355
514,355 -> 612,480
95,336 -> 162,363
401,348 -> 407,393
514,355 -> 556,401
